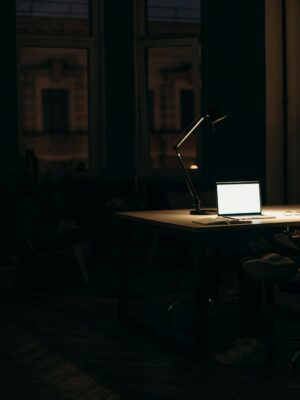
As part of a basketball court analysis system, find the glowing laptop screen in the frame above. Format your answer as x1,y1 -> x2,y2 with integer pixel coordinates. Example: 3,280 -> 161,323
217,181 -> 261,216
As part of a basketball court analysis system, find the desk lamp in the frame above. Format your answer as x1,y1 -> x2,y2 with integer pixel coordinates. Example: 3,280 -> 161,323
173,107 -> 227,215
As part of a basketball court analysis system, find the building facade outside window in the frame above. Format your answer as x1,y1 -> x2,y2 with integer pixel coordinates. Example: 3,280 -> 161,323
16,0 -> 102,175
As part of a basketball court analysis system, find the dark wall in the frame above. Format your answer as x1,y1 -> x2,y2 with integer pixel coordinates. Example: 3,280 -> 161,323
201,0 -> 266,198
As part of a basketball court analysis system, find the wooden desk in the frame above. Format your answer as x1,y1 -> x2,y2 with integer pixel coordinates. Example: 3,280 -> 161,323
115,205 -> 300,356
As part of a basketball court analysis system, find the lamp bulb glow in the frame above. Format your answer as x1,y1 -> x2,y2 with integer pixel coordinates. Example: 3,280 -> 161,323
189,164 -> 198,170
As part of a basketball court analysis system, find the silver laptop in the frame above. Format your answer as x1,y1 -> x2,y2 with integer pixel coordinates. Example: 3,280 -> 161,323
216,181 -> 271,219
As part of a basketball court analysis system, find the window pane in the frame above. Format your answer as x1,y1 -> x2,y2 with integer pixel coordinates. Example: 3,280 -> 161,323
16,0 -> 90,36
147,0 -> 201,35
20,47 -> 89,173
146,46 -> 198,169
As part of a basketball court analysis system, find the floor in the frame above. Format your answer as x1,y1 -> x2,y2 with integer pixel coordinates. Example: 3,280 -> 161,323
1,278 -> 300,400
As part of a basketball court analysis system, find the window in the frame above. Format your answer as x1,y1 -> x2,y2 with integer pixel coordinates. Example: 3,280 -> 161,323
135,1 -> 201,176
43,89 -> 69,134
16,0 -> 102,175
180,89 -> 194,129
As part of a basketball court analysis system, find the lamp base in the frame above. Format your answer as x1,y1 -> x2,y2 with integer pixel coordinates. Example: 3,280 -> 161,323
190,208 -> 217,215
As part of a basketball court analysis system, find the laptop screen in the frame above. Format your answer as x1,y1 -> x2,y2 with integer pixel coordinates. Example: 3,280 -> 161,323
216,181 -> 261,216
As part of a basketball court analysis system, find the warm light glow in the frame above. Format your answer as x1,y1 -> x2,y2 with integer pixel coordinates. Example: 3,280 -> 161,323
189,164 -> 198,170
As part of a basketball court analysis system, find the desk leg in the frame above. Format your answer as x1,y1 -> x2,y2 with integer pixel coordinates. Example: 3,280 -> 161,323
192,237 -> 208,358
117,221 -> 129,321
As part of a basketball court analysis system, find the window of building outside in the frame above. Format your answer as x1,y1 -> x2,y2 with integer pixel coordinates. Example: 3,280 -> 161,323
43,89 -> 70,135
16,0 -> 99,175
135,0 -> 201,175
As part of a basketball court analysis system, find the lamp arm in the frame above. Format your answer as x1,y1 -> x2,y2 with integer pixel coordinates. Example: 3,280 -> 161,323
174,149 -> 201,209
173,108 -> 226,215
173,115 -> 209,211
173,115 -> 207,149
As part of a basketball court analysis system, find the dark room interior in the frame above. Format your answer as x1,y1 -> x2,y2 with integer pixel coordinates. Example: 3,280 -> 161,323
1,1 -> 300,399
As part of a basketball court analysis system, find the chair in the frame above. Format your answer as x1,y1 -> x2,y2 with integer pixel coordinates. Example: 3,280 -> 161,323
10,188 -> 90,285
26,220 -> 90,284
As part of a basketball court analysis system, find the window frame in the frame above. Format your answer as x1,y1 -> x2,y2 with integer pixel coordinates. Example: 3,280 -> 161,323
16,0 -> 104,176
134,0 -> 202,179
